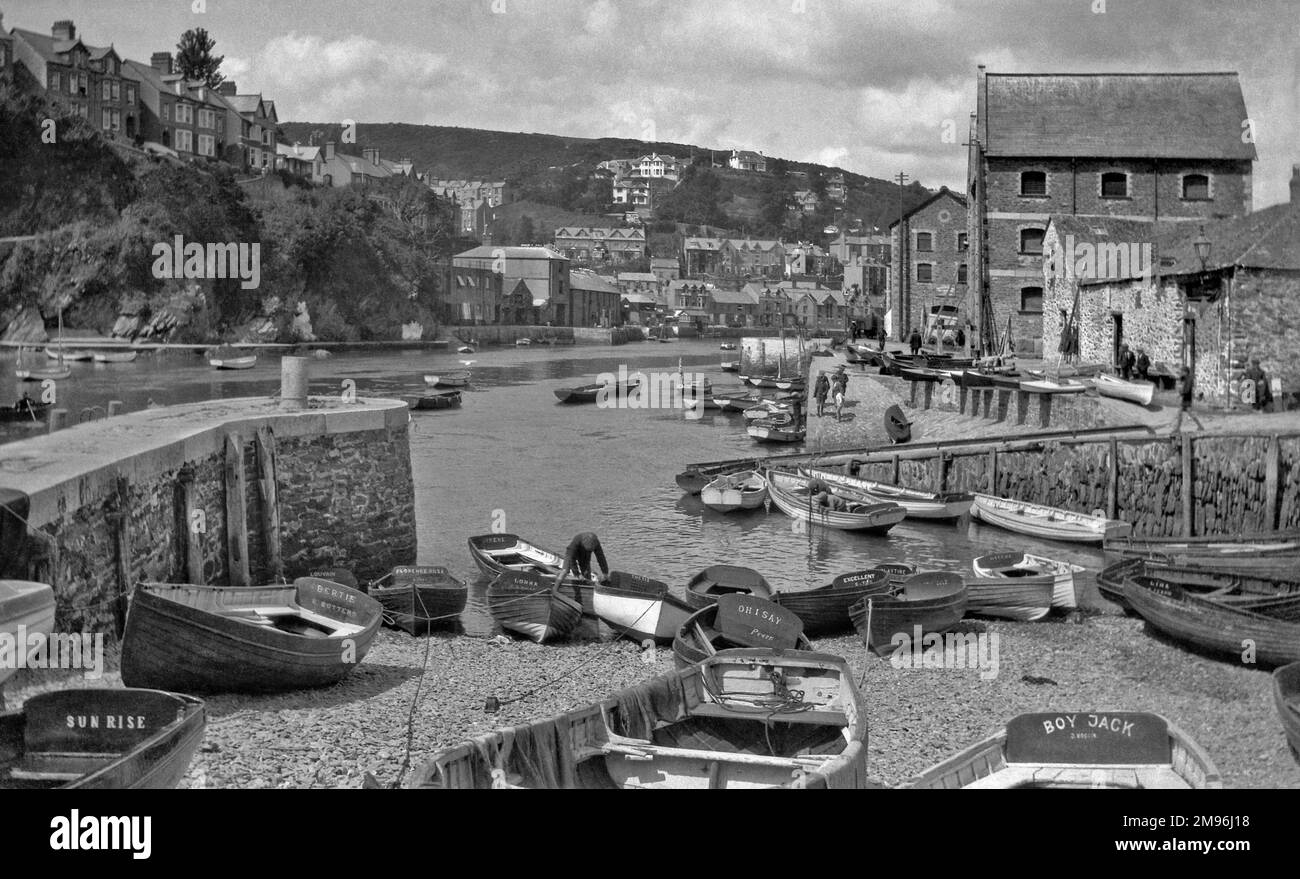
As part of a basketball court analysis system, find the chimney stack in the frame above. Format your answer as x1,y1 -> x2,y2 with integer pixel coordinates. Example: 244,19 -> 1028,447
1291,164 -> 1300,205
150,52 -> 173,75
52,20 -> 76,41
363,147 -> 380,166
217,81 -> 237,96
324,141 -> 335,161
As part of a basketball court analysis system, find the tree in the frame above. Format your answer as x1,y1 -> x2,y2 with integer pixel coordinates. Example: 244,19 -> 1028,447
175,28 -> 224,88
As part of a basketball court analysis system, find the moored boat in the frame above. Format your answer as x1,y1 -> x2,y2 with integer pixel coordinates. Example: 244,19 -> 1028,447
1090,373 -> 1154,406
92,350 -> 138,363
773,569 -> 892,636
553,381 -> 637,404
720,360 -> 740,372
1103,529 -> 1300,558
0,400 -> 52,424
425,371 -> 470,388
120,579 -> 383,692
971,493 -> 1131,544
208,346 -> 257,370
1019,378 -> 1087,394
906,711 -> 1221,789
701,470 -> 768,512
673,594 -> 811,667
16,366 -> 71,382
1097,557 -> 1300,610
45,347 -> 92,362
486,570 -> 583,643
766,470 -> 906,534
370,565 -> 468,634
0,688 -> 206,789
467,532 -> 594,611
685,564 -> 774,610
0,580 -> 56,692
971,551 -> 1084,610
1273,662 -> 1300,760
800,468 -> 973,519
849,571 -> 968,654
409,390 -> 462,410
593,571 -> 694,644
747,420 -> 804,444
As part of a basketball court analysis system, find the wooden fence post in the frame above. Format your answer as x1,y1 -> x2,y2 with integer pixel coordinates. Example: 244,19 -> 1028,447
224,434 -> 250,587
1107,436 -> 1118,520
255,426 -> 283,582
1181,433 -> 1194,538
1265,434 -> 1280,530
987,448 -> 998,494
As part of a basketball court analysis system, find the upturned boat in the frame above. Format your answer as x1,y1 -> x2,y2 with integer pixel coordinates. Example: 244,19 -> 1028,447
849,572 -> 968,654
906,711 -> 1221,789
0,580 -> 56,692
409,647 -> 870,789
1090,373 -> 1154,406
121,579 -> 382,692
685,565 -> 774,610
673,594 -> 811,667
486,570 -> 583,643
370,565 -> 468,634
701,470 -> 768,512
467,533 -> 595,613
971,493 -> 1131,544
800,468 -> 973,519
971,551 -> 1085,611
593,571 -> 694,644
766,470 -> 907,534
0,688 -> 206,789
773,569 -> 892,636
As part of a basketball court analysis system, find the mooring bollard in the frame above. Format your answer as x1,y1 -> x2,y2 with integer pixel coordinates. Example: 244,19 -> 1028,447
48,408 -> 68,433
107,400 -> 124,417
280,355 -> 310,410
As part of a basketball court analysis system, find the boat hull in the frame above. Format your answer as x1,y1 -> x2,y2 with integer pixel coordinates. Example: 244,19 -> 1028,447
700,471 -> 768,512
0,580 -> 56,690
848,573 -> 968,653
1092,374 -> 1155,406
772,569 -> 892,636
971,493 -> 1130,544
684,565 -> 774,610
467,533 -> 594,613
972,551 -> 1082,610
801,468 -> 973,519
766,470 -> 906,533
593,586 -> 694,643
487,572 -> 583,643
410,391 -> 462,410
372,566 -> 468,634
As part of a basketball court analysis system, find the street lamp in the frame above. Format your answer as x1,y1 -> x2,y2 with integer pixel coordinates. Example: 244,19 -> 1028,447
1192,225 -> 1211,271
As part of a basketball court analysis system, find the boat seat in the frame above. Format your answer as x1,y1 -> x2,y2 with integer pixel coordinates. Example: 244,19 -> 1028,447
598,736 -> 829,769
966,763 -> 1190,790
689,702 -> 848,727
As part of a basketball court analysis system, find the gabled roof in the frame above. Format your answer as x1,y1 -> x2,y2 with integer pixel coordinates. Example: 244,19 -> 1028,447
570,271 -> 620,293
888,187 -> 968,229
724,239 -> 783,252
709,288 -> 759,305
684,237 -> 724,251
616,272 -> 659,283
277,142 -> 320,162
456,245 -> 568,261
980,72 -> 1257,161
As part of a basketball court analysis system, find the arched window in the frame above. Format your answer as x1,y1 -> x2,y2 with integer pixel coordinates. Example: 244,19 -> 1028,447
1101,172 -> 1128,198
1182,174 -> 1210,200
1021,171 -> 1047,196
1020,228 -> 1045,255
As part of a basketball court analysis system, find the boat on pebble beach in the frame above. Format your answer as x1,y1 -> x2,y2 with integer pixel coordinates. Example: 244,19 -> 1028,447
685,565 -> 774,610
1273,663 -> 1300,760
120,579 -> 383,693
906,711 -> 1221,789
0,688 -> 206,789
747,420 -> 805,444
593,571 -> 695,644
673,594 -> 811,667
849,572 -> 968,654
0,580 -> 55,693
773,569 -> 892,636
467,533 -> 596,612
1103,529 -> 1300,559
963,573 -> 1055,621
701,470 -> 768,512
800,468 -> 974,519
873,562 -> 917,586
766,470 -> 907,534
970,493 -> 1131,544
971,551 -> 1085,611
408,647 -> 870,789
486,570 -> 583,643
1097,556 -> 1300,611
370,565 -> 468,634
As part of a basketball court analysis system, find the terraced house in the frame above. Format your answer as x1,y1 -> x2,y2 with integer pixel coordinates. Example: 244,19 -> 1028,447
11,19 -> 139,139
123,55 -> 228,160
221,87 -> 278,170
721,238 -> 784,279
889,187 -> 969,339
553,227 -> 647,265
967,68 -> 1256,356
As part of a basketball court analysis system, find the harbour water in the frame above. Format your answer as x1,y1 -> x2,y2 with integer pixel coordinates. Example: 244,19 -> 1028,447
1,340 -> 1112,636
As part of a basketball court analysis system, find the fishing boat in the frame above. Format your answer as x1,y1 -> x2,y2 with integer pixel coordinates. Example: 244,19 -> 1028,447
701,471 -> 768,512
1090,373 -> 1154,406
45,347 -> 92,362
773,569 -> 892,636
800,468 -> 973,519
553,381 -> 637,404
409,390 -> 462,410
906,711 -> 1221,789
92,350 -> 138,363
0,400 -> 51,424
409,646 -> 869,789
0,688 -> 206,789
370,565 -> 467,634
673,594 -> 812,666
486,570 -> 583,643
685,565 -> 774,610
1273,662 -> 1300,759
1124,575 -> 1300,667
765,470 -> 907,534
849,572 -> 968,654
971,551 -> 1085,611
425,371 -> 470,388
748,420 -> 805,444
467,533 -> 594,612
593,571 -> 695,644
720,360 -> 740,372
208,346 -> 257,370
120,579 -> 383,692
0,580 -> 55,693
1019,377 -> 1087,394
971,493 -> 1131,544
898,366 -> 948,383
1103,529 -> 1300,559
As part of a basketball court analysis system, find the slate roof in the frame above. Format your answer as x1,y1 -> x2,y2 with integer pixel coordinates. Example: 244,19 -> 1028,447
456,245 -> 567,261
709,288 -> 759,305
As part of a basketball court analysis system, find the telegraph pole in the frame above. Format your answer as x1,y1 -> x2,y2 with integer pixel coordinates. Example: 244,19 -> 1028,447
896,171 -> 909,340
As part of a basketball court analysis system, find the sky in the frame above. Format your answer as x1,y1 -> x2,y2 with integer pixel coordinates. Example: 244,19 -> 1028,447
6,0 -> 1298,206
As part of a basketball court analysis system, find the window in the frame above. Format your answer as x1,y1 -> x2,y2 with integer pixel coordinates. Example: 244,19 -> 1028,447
111,81 -> 119,101
50,71 -> 61,92
198,134 -> 215,157
915,232 -> 933,252
77,73 -> 87,95
102,81 -> 111,100
1183,174 -> 1210,200
957,232 -> 968,251
916,263 -> 933,282
174,129 -> 193,153
175,103 -> 193,124
1020,286 -> 1043,313
958,263 -> 968,284
125,85 -> 136,104
102,109 -> 112,130
1020,228 -> 1045,255
1101,172 -> 1128,198
1021,171 -> 1047,196
162,103 -> 170,121
111,110 -> 120,131
198,109 -> 215,129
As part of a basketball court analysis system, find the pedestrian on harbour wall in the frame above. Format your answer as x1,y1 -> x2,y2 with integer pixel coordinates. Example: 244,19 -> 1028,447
908,327 -> 922,356
813,371 -> 831,416
832,366 -> 848,421
554,532 -> 609,594
1135,349 -> 1150,382
1177,366 -> 1193,411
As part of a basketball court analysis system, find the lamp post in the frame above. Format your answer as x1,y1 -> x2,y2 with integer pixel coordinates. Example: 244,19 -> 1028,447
1185,225 -> 1212,392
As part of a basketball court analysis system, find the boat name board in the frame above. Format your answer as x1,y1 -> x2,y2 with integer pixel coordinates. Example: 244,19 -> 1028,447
715,594 -> 803,649
298,580 -> 362,621
1005,712 -> 1171,766
393,565 -> 449,583
66,713 -> 149,730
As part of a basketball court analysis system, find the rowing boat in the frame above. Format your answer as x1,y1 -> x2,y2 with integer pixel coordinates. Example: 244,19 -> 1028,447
873,562 -> 916,586
906,711 -> 1221,789
120,579 -> 383,692
849,572 -> 968,654
45,347 -> 91,362
1090,373 -> 1154,406
467,533 -> 594,613
971,493 -> 1131,544
92,350 -> 138,363
713,390 -> 763,412
1019,378 -> 1087,394
409,647 -> 870,789
1103,530 -> 1300,558
742,400 -> 792,421
747,420 -> 805,443
766,470 -> 907,534
371,565 -> 468,634
701,470 -> 768,512
673,594 -> 811,667
1097,557 -> 1300,610
800,468 -> 973,519
553,381 -> 637,404
0,688 -> 206,789
593,571 -> 695,644
1273,663 -> 1300,760
0,580 -> 55,693
971,551 -> 1084,611
409,390 -> 462,410
720,360 -> 740,372
0,401 -> 52,424
685,565 -> 774,610
16,366 -> 70,381
773,569 -> 892,636
208,346 -> 257,370
486,570 -> 583,643
425,371 -> 470,388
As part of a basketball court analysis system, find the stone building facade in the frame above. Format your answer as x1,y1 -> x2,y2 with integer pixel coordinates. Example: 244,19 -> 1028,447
889,187 -> 969,339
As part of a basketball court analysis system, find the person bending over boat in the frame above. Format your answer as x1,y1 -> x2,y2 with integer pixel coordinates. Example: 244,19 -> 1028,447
554,532 -> 610,593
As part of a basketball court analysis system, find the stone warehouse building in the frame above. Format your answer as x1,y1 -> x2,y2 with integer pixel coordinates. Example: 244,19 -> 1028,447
967,68 -> 1256,356
889,187 -> 969,339
450,245 -> 569,325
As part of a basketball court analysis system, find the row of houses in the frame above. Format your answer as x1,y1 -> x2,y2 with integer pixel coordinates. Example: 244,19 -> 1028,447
682,236 -> 844,279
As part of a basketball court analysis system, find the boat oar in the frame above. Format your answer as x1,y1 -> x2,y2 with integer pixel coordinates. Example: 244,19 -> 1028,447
694,622 -> 717,656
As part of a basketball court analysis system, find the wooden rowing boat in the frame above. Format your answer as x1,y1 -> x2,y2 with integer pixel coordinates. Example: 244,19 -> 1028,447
906,711 -> 1221,789
409,647 -> 870,789
409,390 -> 462,410
898,366 -> 948,383
766,470 -> 907,534
713,390 -> 763,412
971,551 -> 1084,611
425,371 -> 469,388
0,688 -> 206,789
593,572 -> 695,644
1124,575 -> 1300,667
773,569 -> 892,636
673,594 -> 811,667
720,360 -> 740,372
1019,378 -> 1087,394
1103,529 -> 1300,558
675,461 -> 753,495
0,580 -> 55,692
45,347 -> 92,362
92,350 -> 138,363
800,467 -> 973,519
1090,373 -> 1154,406
0,401 -> 51,424
553,381 -> 637,404
1273,662 -> 1300,760
1098,557 -> 1300,610
748,420 -> 804,443
486,570 -> 583,643
971,493 -> 1131,544
701,470 -> 768,512
849,572 -> 968,654
371,565 -> 467,634
742,399 -> 792,421
963,573 -> 1055,621
208,346 -> 257,370
17,366 -> 70,382
685,565 -> 774,610
121,579 -> 382,693
466,533 -> 594,613
873,562 -> 916,586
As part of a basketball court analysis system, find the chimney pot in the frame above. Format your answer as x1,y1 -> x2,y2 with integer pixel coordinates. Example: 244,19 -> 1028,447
52,20 -> 76,41
217,81 -> 237,96
150,52 -> 173,75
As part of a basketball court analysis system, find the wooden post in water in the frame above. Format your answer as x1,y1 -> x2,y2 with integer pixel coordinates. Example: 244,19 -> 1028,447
938,453 -> 951,493
110,475 -> 131,637
224,434 -> 250,587
1106,436 -> 1119,520
1181,433 -> 1194,537
891,454 -> 900,485
175,464 -> 203,583
48,409 -> 68,433
987,448 -> 998,494
1265,434 -> 1280,530
255,426 -> 283,581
